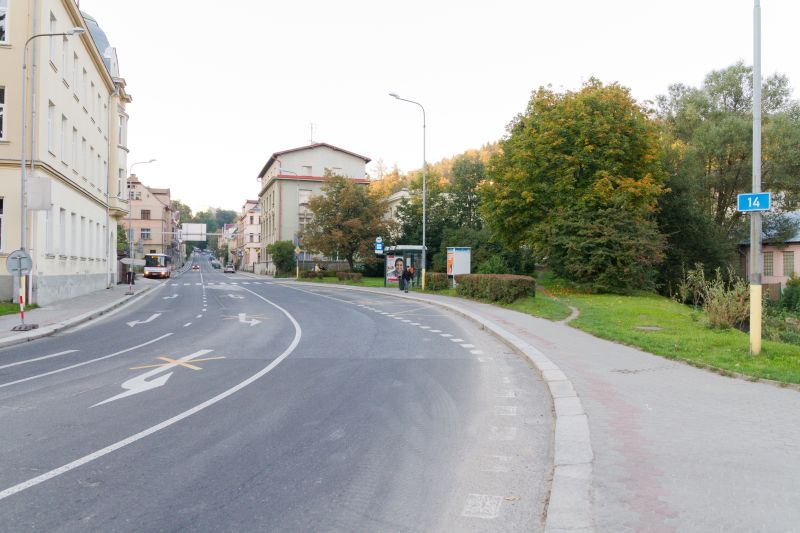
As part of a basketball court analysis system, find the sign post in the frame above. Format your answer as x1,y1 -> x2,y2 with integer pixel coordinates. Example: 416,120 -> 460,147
7,250 -> 37,331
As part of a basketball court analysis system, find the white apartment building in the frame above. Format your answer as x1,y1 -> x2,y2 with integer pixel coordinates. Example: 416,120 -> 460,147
256,143 -> 370,274
0,1 -> 131,304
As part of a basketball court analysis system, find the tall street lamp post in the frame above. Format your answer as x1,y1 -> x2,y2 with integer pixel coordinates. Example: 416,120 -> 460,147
18,27 -> 85,304
750,0 -> 763,354
127,159 -> 156,295
389,93 -> 427,290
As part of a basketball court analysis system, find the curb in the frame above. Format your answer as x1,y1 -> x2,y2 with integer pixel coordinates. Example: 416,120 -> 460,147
282,281 -> 595,532
0,283 -> 162,350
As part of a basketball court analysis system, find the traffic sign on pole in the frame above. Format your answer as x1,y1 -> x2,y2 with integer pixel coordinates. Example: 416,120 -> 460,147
6,250 -> 32,275
737,192 -> 771,212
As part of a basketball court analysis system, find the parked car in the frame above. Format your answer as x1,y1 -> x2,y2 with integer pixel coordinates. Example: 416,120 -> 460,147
212,261 -> 221,269
224,264 -> 235,273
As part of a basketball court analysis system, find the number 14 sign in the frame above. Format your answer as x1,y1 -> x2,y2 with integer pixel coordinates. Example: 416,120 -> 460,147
737,192 -> 771,212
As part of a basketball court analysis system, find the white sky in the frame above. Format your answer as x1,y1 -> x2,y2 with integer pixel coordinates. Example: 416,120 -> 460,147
78,0 -> 800,214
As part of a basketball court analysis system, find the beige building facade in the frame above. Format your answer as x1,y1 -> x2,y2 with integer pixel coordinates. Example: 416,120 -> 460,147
256,143 -> 370,274
235,199 -> 260,271
0,0 -> 131,304
120,175 -> 177,262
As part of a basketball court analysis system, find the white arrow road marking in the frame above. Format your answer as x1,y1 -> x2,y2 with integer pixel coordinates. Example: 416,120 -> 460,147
127,313 -> 161,327
92,350 -> 213,407
227,294 -> 245,299
238,313 -> 261,326
162,294 -> 178,300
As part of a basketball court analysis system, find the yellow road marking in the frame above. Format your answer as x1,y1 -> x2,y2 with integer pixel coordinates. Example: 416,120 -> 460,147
130,356 -> 226,371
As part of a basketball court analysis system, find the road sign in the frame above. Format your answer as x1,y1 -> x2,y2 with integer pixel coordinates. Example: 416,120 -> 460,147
237,250 -> 244,257
295,247 -> 301,255
375,242 -> 384,254
6,250 -> 32,275
737,192 -> 771,212
375,236 -> 383,244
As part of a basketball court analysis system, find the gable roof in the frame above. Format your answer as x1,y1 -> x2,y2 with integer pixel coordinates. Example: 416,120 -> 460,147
257,143 -> 371,179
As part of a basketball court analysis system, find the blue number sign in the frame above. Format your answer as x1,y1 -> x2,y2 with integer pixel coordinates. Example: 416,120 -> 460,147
737,192 -> 771,212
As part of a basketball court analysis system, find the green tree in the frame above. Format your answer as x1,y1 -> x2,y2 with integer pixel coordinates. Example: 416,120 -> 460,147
171,200 -> 193,223
481,79 -> 666,290
266,241 -> 296,275
116,224 -> 129,255
300,176 -> 393,270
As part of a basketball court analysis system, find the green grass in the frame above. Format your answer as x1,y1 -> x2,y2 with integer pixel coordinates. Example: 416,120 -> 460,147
0,302 -> 34,317
297,276 -> 387,288
555,290 -> 800,385
504,291 -> 573,321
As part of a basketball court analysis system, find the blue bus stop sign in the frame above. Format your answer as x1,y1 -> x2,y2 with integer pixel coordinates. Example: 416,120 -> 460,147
737,192 -> 771,212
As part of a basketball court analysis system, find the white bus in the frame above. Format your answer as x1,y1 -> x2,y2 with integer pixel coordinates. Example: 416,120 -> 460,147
143,253 -> 172,279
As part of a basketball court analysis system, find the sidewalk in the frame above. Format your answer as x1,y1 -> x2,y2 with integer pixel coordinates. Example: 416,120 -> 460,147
281,281 -> 800,533
0,277 -> 162,349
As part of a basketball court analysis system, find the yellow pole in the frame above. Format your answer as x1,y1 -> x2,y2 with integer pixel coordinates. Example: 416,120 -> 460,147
750,284 -> 762,355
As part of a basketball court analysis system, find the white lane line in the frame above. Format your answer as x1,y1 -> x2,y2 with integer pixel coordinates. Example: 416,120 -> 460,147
471,349 -> 484,355
0,286 -> 302,502
195,283 -> 202,286
461,344 -> 475,348
0,350 -> 79,370
440,333 -> 453,338
196,314 -> 202,318
0,334 -> 173,390
183,283 -> 190,286
183,323 -> 192,327
450,338 -> 464,342
419,325 -> 430,329
409,322 -> 420,326
402,320 -> 412,323
430,329 -> 442,333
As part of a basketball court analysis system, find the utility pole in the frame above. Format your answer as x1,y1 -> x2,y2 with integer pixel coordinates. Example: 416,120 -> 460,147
749,0 -> 763,355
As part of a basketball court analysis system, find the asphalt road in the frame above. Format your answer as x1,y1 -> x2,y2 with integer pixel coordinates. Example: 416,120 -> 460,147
0,255 -> 554,532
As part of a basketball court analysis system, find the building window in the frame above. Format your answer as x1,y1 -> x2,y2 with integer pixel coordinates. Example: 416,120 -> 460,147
47,101 -> 56,153
118,115 -> 127,146
249,234 -> 254,243
0,0 -> 8,43
71,127 -> 78,169
118,169 -> 125,197
141,209 -> 151,220
301,166 -> 312,175
60,115 -> 68,163
81,137 -> 87,177
72,53 -> 79,90
71,212 -> 77,256
249,216 -> 254,225
61,35 -> 68,78
82,68 -> 88,104
764,252 -> 774,276
784,251 -> 795,277
299,189 -> 311,206
129,191 -> 141,200
49,13 -> 56,63
141,228 -> 151,240
0,86 -> 4,140
59,208 -> 66,255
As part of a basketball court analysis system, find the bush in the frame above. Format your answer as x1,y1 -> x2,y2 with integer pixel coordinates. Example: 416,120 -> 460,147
425,272 -> 449,291
455,274 -> 536,303
676,264 -> 749,329
300,270 -> 323,279
333,271 -> 363,282
781,275 -> 800,312
350,273 -> 363,282
336,271 -> 349,281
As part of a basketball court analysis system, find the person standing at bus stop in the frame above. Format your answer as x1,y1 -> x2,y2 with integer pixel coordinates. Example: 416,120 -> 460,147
401,263 -> 413,293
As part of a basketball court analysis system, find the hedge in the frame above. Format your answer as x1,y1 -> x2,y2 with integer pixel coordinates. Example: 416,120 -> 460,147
335,271 -> 363,282
425,272 -> 449,291
455,274 -> 535,303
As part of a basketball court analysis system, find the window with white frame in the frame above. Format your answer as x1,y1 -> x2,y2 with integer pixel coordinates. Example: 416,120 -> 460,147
0,86 -> 5,140
45,208 -> 53,254
71,127 -> 78,170
60,115 -> 68,162
81,137 -> 86,177
80,216 -> 86,257
118,115 -> 127,146
47,101 -> 55,153
141,228 -> 151,241
82,68 -> 88,104
70,212 -> 77,256
49,13 -> 56,63
0,0 -> 8,43
299,189 -> 311,206
61,35 -> 68,78
59,208 -> 66,255
118,169 -> 125,197
89,146 -> 95,182
72,53 -> 79,90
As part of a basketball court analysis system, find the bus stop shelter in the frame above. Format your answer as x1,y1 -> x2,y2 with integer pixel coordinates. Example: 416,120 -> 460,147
384,245 -> 425,287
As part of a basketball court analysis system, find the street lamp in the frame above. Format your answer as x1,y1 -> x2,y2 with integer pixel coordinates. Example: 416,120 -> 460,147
389,93 -> 427,290
17,27 -> 85,305
126,159 -> 156,294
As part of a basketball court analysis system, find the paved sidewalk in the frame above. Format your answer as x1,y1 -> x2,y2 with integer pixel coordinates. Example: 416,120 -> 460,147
280,281 -> 800,533
0,277 -> 162,349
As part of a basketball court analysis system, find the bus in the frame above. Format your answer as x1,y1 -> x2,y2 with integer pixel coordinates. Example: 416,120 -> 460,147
143,253 -> 172,279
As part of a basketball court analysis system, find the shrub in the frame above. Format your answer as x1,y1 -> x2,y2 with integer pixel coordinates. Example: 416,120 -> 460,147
781,275 -> 800,312
350,273 -> 363,282
300,270 -> 323,279
455,274 -> 536,303
336,271 -> 349,281
425,272 -> 449,291
678,264 -> 749,329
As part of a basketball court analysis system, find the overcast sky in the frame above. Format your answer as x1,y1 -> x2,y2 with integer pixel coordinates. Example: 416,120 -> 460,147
78,0 -> 800,214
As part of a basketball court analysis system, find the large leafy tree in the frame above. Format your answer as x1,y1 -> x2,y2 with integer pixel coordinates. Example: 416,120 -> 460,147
300,176 -> 393,270
481,79 -> 666,291
655,62 -> 800,288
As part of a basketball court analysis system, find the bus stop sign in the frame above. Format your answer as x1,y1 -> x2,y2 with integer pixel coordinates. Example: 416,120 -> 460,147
6,250 -> 32,275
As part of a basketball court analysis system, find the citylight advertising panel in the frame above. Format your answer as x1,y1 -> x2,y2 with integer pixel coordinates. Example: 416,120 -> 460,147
385,255 -> 405,284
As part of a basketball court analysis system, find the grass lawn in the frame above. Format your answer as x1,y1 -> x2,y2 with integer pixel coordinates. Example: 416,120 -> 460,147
296,276 -> 387,288
0,302 -> 30,317
554,288 -> 800,385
